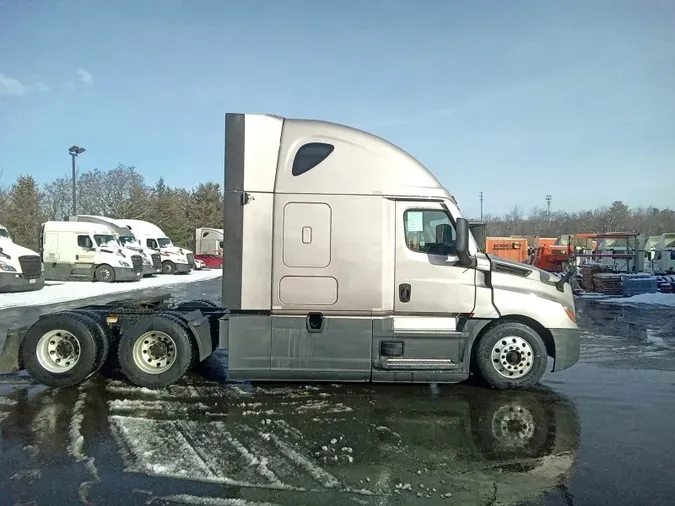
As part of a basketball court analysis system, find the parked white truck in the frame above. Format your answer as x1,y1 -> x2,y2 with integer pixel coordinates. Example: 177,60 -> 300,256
195,227 -> 223,255
68,215 -> 162,277
39,221 -> 144,282
15,112 -> 580,391
116,219 -> 194,274
0,224 -> 45,293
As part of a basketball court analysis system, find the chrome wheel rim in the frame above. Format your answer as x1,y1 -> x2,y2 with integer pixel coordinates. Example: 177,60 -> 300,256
132,331 -> 176,374
490,403 -> 536,448
36,330 -> 81,374
98,267 -> 113,281
491,336 -> 534,378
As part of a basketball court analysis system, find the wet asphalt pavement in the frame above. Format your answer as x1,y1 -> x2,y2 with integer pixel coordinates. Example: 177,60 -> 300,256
1,279 -> 675,505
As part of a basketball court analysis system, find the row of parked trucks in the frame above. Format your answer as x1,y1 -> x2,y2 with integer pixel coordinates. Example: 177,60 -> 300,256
0,217 -> 201,293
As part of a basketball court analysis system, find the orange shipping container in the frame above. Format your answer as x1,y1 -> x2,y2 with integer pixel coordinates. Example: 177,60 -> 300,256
485,237 -> 529,263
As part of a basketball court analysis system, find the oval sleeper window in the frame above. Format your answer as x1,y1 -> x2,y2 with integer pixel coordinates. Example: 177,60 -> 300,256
292,143 -> 335,176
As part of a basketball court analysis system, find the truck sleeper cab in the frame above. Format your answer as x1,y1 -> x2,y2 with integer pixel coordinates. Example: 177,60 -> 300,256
0,224 -> 45,293
16,113 -> 580,392
40,221 -> 143,282
117,219 -> 195,274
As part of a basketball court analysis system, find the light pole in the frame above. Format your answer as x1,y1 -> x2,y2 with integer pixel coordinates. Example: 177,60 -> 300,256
479,191 -> 484,222
546,194 -> 552,233
68,145 -> 85,215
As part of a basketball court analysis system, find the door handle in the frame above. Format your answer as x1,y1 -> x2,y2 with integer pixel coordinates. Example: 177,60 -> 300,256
76,254 -> 79,260
399,283 -> 411,303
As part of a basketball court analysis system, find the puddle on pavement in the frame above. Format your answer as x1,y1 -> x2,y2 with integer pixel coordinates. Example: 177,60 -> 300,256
0,365 -> 581,506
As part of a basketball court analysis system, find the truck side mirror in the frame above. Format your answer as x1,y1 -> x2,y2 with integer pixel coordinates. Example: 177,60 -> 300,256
455,217 -> 474,267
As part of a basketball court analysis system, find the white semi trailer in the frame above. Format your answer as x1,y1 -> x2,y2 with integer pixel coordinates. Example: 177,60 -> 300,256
15,112 -> 580,391
0,224 -> 45,293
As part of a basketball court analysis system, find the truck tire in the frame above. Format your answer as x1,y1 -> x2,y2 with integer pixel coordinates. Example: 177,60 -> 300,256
19,312 -> 107,388
117,314 -> 195,388
218,261 -> 223,269
68,309 -> 120,378
94,264 -> 116,282
62,310 -> 110,374
162,260 -> 176,274
158,311 -> 201,369
473,321 -> 548,390
174,299 -> 219,310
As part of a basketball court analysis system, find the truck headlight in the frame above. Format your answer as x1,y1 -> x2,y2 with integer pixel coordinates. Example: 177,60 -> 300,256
119,260 -> 130,267
0,261 -> 17,272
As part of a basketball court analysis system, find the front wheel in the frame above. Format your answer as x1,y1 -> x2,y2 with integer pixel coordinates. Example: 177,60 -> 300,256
162,260 -> 176,274
94,264 -> 116,282
473,321 -> 548,390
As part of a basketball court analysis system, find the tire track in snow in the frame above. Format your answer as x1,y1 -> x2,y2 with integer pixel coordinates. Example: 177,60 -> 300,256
67,384 -> 101,506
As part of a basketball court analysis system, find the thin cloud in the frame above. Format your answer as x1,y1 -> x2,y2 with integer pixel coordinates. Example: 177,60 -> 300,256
76,68 -> 94,86
0,73 -> 26,97
0,73 -> 50,98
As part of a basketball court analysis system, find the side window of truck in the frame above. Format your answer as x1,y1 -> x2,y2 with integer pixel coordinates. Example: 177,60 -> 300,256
404,209 -> 457,255
77,235 -> 93,249
147,239 -> 158,249
292,143 -> 335,176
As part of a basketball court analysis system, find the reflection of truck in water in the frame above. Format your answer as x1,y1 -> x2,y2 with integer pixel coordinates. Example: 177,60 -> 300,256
0,223 -> 44,293
0,374 -> 580,506
14,112 -> 580,392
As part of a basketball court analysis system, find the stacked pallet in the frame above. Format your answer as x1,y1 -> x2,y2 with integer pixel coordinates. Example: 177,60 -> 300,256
593,273 -> 623,295
580,265 -> 603,291
622,276 -> 658,297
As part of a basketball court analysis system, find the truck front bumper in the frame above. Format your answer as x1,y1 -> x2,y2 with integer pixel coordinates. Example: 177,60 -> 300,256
175,262 -> 191,273
142,264 -> 160,276
113,267 -> 143,282
0,272 -> 45,293
550,328 -> 581,372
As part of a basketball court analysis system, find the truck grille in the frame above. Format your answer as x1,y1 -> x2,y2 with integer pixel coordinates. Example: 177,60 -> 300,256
186,253 -> 195,267
151,253 -> 161,269
19,255 -> 42,279
131,255 -> 143,273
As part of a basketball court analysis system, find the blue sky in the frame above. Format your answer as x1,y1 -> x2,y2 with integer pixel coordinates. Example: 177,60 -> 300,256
1,0 -> 673,218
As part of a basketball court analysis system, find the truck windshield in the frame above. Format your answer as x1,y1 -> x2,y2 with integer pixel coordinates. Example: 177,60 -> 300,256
0,228 -> 9,239
118,235 -> 138,247
94,234 -> 119,248
157,237 -> 173,248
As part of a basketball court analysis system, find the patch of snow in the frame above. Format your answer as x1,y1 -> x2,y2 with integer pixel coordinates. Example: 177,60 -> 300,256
600,293 -> 675,307
646,329 -> 668,348
149,494 -> 281,506
0,269 -> 221,309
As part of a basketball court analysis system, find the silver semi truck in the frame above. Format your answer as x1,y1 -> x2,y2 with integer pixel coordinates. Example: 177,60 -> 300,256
15,112 -> 580,390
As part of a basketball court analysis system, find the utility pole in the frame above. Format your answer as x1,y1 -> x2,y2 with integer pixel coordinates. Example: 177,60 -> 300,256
546,194 -> 552,234
479,191 -> 484,222
68,145 -> 85,215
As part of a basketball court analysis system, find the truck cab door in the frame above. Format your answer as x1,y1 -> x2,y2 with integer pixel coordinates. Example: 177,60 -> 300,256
74,234 -> 97,278
393,200 -> 476,317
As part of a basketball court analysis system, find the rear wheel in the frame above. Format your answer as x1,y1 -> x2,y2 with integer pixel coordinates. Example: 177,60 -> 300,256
162,260 -> 176,274
20,312 -> 107,387
94,264 -> 115,282
218,262 -> 223,269
117,314 -> 195,388
473,321 -> 548,390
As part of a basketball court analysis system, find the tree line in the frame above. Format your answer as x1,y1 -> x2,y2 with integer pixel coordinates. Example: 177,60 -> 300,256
477,201 -> 675,238
1,165 -> 673,252
0,165 -> 223,251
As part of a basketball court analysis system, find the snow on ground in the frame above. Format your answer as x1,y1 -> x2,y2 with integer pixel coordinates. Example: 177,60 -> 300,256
598,292 -> 675,307
0,269 -> 221,310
